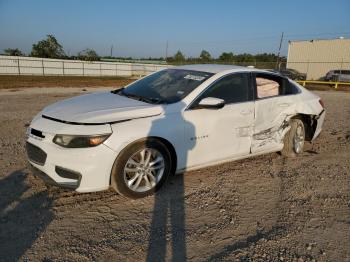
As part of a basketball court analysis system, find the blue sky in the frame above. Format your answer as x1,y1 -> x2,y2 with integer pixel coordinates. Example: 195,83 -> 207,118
0,0 -> 349,58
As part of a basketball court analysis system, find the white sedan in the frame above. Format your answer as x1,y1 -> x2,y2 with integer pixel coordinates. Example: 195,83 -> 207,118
26,64 -> 325,198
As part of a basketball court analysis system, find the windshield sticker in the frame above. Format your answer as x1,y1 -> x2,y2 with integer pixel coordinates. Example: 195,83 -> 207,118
184,74 -> 206,81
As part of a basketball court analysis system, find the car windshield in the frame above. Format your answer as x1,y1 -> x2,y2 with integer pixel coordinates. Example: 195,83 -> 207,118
116,69 -> 213,104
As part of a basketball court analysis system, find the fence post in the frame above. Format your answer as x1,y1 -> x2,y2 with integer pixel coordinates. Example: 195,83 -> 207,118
115,63 -> 118,76
82,62 -> 85,76
42,59 -> 45,76
17,58 -> 21,75
340,58 -> 343,72
62,61 -> 65,76
100,63 -> 102,77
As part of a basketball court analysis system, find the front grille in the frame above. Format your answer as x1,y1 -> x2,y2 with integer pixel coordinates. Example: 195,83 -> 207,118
26,142 -> 47,166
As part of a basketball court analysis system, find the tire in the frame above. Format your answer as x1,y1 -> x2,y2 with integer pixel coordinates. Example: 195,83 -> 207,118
281,118 -> 305,157
111,138 -> 172,199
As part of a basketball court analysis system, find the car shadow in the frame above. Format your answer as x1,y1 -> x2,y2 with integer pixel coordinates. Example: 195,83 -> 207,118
208,225 -> 286,261
0,169 -> 54,261
146,101 -> 195,262
146,174 -> 187,262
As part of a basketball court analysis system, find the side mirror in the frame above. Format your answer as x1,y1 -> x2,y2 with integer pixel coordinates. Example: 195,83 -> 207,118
196,97 -> 225,109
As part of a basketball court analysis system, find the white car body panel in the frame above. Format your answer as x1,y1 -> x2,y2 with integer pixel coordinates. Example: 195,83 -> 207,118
27,131 -> 117,192
26,65 -> 325,192
41,91 -> 163,124
183,101 -> 254,168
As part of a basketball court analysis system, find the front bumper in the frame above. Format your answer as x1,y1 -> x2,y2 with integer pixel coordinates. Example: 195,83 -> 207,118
28,164 -> 81,190
26,133 -> 118,193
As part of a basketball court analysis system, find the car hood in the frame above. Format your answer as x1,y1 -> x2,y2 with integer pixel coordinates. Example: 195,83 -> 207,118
41,91 -> 164,124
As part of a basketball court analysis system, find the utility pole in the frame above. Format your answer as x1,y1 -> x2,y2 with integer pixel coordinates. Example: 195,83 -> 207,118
165,41 -> 168,62
110,45 -> 113,57
276,32 -> 284,70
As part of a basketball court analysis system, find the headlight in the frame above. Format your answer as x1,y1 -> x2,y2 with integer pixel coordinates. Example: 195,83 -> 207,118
53,134 -> 111,148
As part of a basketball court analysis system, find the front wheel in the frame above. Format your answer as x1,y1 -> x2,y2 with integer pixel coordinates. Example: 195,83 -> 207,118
111,139 -> 172,199
281,118 -> 305,157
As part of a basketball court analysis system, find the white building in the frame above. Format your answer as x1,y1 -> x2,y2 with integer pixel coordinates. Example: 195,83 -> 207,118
287,38 -> 350,80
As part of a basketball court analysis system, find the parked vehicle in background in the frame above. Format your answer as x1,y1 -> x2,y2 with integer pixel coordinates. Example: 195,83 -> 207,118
274,68 -> 306,80
324,70 -> 350,82
26,64 -> 325,199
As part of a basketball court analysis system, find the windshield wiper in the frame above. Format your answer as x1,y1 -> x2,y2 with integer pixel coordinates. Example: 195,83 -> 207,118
148,97 -> 166,104
111,87 -> 124,94
117,89 -> 165,104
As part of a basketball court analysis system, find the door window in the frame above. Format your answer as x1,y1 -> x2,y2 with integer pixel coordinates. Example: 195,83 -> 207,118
254,73 -> 299,99
256,77 -> 279,98
194,73 -> 251,106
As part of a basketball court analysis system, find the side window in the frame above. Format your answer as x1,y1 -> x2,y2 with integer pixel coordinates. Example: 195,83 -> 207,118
284,80 -> 300,95
197,73 -> 250,104
255,73 -> 298,99
256,77 -> 280,98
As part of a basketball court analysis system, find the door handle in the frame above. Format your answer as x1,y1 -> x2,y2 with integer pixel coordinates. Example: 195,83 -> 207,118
278,103 -> 290,108
240,109 -> 252,115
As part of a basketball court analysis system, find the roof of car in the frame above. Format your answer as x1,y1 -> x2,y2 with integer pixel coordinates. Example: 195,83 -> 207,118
173,64 -> 251,74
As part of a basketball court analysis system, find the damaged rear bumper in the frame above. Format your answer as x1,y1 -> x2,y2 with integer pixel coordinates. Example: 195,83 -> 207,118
312,110 -> 325,141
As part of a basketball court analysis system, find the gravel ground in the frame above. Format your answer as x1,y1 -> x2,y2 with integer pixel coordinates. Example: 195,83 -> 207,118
0,88 -> 349,262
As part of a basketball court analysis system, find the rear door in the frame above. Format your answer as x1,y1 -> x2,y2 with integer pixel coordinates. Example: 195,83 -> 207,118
252,73 -> 296,153
183,72 -> 255,169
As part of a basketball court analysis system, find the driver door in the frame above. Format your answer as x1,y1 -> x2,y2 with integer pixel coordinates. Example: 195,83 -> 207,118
182,73 -> 255,169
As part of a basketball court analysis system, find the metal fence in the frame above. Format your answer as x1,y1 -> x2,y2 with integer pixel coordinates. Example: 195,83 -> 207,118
0,55 -> 170,77
1,55 -> 350,81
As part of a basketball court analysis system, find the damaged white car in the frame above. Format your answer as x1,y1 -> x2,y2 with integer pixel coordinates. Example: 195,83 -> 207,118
26,64 -> 325,198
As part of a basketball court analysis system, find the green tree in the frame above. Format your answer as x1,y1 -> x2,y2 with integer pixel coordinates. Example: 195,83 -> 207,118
173,50 -> 185,62
31,35 -> 65,58
78,49 -> 100,61
4,48 -> 24,56
218,52 -> 234,62
234,53 -> 255,63
199,50 -> 211,62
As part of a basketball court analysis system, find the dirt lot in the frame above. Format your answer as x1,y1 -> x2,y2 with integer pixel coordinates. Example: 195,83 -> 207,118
0,88 -> 349,262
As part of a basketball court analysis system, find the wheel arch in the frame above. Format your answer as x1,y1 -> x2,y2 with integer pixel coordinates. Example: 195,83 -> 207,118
109,136 -> 178,185
290,113 -> 317,141
151,136 -> 178,175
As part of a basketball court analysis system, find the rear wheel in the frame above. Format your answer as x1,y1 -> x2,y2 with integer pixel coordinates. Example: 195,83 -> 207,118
281,118 -> 305,157
111,139 -> 171,199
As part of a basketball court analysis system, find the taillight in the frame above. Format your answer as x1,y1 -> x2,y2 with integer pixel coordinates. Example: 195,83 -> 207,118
319,99 -> 325,108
